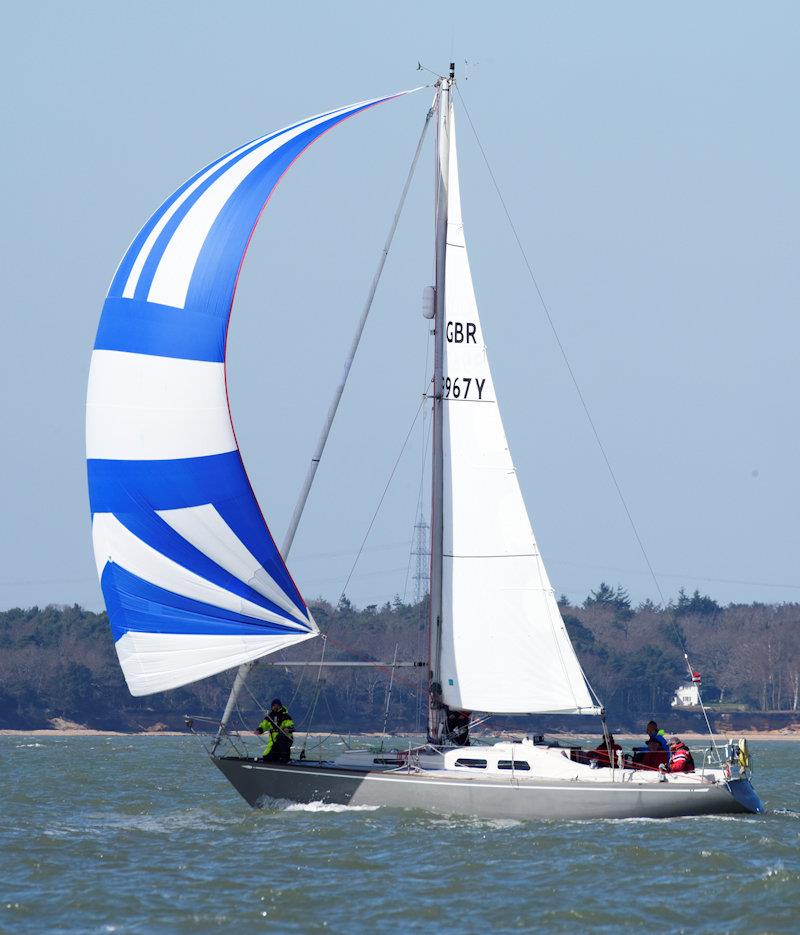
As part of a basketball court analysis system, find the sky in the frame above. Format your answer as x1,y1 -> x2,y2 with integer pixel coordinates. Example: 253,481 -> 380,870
2,1 -> 799,614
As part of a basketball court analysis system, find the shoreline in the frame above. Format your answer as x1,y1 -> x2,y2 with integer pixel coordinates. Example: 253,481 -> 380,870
3,728 -> 800,741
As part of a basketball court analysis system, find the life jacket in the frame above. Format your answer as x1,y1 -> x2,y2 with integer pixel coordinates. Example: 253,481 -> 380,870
668,743 -> 695,772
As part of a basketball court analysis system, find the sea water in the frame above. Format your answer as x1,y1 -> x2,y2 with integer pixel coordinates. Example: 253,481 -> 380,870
1,735 -> 798,933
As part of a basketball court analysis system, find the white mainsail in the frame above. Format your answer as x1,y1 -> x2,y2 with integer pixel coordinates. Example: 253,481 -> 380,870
438,105 -> 599,715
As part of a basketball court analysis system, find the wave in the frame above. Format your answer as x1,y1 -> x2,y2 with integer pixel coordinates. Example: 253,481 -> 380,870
45,808 -> 244,837
770,807 -> 800,820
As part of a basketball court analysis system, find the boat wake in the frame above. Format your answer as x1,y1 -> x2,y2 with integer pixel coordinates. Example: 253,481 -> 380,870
257,797 -> 380,813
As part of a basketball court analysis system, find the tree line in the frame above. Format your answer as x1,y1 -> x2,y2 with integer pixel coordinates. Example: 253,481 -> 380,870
0,586 -> 798,731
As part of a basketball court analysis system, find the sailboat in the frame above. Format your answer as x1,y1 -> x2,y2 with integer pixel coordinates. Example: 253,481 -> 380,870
86,67 -> 763,819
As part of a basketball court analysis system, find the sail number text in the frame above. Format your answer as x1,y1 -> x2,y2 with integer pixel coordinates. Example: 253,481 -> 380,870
445,320 -> 484,398
446,321 -> 477,343
444,376 -> 486,400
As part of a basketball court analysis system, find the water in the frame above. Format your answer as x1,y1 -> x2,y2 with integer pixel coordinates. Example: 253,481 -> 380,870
1,735 -> 798,933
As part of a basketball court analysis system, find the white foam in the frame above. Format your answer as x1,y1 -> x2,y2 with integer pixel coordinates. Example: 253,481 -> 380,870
429,815 -> 522,831
771,808 -> 799,819
257,797 -> 380,813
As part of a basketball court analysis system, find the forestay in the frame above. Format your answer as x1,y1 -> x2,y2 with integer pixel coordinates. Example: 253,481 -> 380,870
86,91 -> 413,696
438,104 -> 599,715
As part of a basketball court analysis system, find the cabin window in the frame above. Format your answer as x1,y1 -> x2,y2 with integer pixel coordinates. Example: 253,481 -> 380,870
498,760 -> 530,771
455,758 -> 487,769
373,757 -> 402,765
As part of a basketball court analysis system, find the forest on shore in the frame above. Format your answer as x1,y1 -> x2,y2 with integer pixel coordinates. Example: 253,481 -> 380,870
1,585 -> 798,732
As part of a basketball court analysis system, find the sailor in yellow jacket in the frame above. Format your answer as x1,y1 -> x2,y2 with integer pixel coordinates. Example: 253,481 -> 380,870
255,699 -> 295,762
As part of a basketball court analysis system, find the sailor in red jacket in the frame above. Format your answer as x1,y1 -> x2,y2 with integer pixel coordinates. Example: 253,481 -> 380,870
590,733 -> 622,767
667,736 -> 695,772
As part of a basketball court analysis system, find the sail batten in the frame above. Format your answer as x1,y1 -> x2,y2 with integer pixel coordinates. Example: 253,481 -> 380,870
88,90 -> 418,696
438,104 -> 598,716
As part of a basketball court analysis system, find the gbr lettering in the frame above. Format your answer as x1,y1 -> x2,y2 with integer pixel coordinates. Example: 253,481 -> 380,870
446,321 -> 477,343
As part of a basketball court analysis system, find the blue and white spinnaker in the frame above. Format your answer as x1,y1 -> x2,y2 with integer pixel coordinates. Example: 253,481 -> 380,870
87,91 -> 414,696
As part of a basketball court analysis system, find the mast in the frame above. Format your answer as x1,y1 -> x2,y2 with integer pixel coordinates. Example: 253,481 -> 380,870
427,64 -> 454,743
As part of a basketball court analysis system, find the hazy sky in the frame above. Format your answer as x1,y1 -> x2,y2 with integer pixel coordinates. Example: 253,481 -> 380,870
2,1 -> 799,614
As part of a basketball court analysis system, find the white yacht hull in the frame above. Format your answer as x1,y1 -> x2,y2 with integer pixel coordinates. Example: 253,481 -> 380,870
212,756 -> 763,820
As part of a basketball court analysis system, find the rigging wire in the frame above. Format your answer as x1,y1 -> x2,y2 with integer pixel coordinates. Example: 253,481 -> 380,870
408,405 -> 433,734
236,656 -> 356,761
402,330 -> 433,602
548,558 -> 800,593
290,399 -> 429,740
337,396 -> 426,602
232,702 -> 253,756
455,86 -> 667,611
284,658 -> 310,710
322,691 -> 348,744
229,645 -> 310,737
417,62 -> 445,79
455,86 -> 721,752
300,636 -> 328,757
237,638 -> 328,756
378,643 -> 400,750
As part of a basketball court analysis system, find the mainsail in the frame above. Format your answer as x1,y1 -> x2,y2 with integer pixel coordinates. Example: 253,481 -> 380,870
86,92 -> 412,696
438,105 -> 599,715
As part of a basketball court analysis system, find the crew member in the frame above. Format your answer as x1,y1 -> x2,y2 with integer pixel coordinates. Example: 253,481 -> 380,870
645,720 -> 670,755
591,733 -> 622,767
444,708 -> 471,747
255,698 -> 295,763
667,736 -> 695,772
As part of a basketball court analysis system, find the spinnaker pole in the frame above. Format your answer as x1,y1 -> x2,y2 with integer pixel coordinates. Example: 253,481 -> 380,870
427,65 -> 454,744
212,103 -> 434,755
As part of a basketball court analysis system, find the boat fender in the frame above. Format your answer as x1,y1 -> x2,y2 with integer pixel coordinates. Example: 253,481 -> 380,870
738,737 -> 750,770
658,764 -> 668,783
422,285 -> 435,319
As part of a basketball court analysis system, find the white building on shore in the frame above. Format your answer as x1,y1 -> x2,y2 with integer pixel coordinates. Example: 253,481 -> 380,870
671,683 -> 701,707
